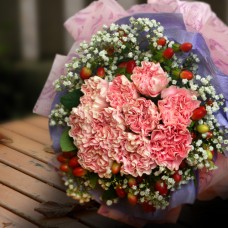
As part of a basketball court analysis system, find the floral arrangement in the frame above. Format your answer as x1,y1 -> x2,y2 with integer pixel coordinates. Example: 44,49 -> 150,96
48,15 -> 227,215
33,0 -> 228,225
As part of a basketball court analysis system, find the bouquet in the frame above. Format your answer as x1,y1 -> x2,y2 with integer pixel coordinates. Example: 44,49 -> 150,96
34,0 -> 228,226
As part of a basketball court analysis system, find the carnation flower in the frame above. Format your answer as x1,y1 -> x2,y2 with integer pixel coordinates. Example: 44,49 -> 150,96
121,133 -> 157,176
131,61 -> 169,97
158,86 -> 200,127
123,97 -> 160,136
77,146 -> 112,178
150,124 -> 192,170
80,76 -> 109,111
106,75 -> 139,109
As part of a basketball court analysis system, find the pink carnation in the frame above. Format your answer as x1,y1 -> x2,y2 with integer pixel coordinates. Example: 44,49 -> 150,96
121,133 -> 157,177
69,105 -> 94,146
106,75 -> 139,109
121,153 -> 157,177
69,105 -> 126,177
123,97 -> 160,136
80,76 -> 109,111
158,86 -> 200,126
78,146 -> 112,178
131,61 -> 169,97
150,125 -> 192,170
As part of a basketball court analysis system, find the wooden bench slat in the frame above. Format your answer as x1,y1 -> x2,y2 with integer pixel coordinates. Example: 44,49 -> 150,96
0,127 -> 54,164
0,183 -> 44,225
0,206 -> 37,228
74,210 -> 132,228
41,217 -> 89,228
0,145 -> 65,191
0,184 -> 85,227
23,115 -> 49,130
1,120 -> 52,145
0,162 -> 74,204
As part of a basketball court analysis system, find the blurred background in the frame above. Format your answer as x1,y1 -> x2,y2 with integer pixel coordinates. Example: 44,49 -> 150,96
0,0 -> 227,123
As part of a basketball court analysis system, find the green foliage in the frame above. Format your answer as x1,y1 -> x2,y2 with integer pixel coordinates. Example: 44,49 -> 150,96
88,173 -> 99,189
60,128 -> 77,152
102,188 -> 117,201
60,89 -> 83,110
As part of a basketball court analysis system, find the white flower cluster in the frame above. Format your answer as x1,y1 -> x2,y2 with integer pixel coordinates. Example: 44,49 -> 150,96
54,71 -> 82,92
187,144 -> 215,170
64,178 -> 91,203
49,104 -> 69,126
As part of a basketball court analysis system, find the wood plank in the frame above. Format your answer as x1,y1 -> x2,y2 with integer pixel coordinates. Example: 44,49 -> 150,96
0,184 -> 84,227
0,162 -> 74,204
41,217 -> 89,228
0,145 -> 65,191
0,127 -> 54,164
0,183 -> 44,226
23,115 -> 49,130
0,206 -> 37,228
1,120 -> 52,145
75,210 -> 132,228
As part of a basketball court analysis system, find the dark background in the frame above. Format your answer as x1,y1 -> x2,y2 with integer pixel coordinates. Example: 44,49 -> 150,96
0,0 -> 227,123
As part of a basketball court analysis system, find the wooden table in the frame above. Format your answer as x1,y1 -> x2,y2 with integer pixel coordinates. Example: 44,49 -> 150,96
0,115 -> 132,228
1,115 -> 227,228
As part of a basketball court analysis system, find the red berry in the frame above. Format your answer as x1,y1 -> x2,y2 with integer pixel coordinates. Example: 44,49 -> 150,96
155,180 -> 168,196
206,131 -> 213,139
57,154 -> 68,163
96,67 -> 105,78
127,193 -> 138,205
142,202 -> 156,212
68,157 -> 79,168
163,48 -> 174,59
191,106 -> 207,121
180,42 -> 192,52
62,152 -> 75,159
126,60 -> 136,74
80,67 -> 92,80
111,161 -> 121,175
179,160 -> 187,169
180,70 -> 193,80
60,163 -> 69,173
191,132 -> 197,141
172,171 -> 182,183
157,37 -> 166,46
72,167 -> 87,177
115,185 -> 126,198
206,99 -> 214,106
118,62 -> 128,68
107,46 -> 114,56
128,177 -> 137,187
136,175 -> 145,184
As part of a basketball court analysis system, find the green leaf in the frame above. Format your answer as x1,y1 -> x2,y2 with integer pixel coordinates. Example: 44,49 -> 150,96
125,73 -> 132,82
60,128 -> 77,152
115,67 -> 126,75
102,188 -> 117,201
60,89 -> 83,110
188,121 -> 196,131
163,66 -> 171,72
88,173 -> 98,189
